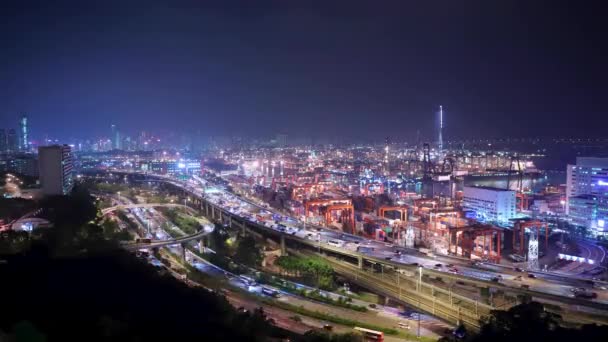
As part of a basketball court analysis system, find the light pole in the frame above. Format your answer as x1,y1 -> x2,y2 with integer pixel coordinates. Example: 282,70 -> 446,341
417,299 -> 421,338
317,233 -> 321,254
418,266 -> 423,292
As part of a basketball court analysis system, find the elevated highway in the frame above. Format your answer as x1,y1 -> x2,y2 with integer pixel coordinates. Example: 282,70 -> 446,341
121,227 -> 213,251
102,200 -> 213,254
101,203 -> 193,215
94,170 -> 608,328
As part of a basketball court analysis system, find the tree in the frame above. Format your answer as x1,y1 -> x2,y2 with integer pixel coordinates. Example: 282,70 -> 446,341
472,302 -> 608,342
12,321 -> 46,342
101,220 -> 119,237
233,235 -> 263,267
302,330 -> 363,342
0,230 -> 31,255
210,223 -> 229,255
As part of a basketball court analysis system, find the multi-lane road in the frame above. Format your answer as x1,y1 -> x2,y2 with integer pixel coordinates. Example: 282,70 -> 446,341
181,177 -> 608,302
103,170 -> 608,324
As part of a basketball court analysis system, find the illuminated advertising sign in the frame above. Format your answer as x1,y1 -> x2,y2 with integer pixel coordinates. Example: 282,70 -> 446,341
598,180 -> 608,186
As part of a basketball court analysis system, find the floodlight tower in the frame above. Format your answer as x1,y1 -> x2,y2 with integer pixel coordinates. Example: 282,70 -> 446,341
438,105 -> 444,152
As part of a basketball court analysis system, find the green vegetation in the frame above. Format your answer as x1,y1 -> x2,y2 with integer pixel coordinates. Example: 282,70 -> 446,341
161,208 -> 201,235
100,219 -> 132,241
144,195 -> 169,204
275,255 -> 335,290
302,331 -> 364,342
233,234 -> 263,267
0,185 -> 295,341
297,289 -> 367,312
93,182 -> 130,194
469,301 -> 608,342
257,296 -> 399,336
261,275 -> 367,312
0,197 -> 36,222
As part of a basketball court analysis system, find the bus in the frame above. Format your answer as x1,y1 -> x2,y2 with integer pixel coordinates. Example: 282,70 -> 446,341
353,327 -> 384,341
262,287 -> 280,298
328,239 -> 345,248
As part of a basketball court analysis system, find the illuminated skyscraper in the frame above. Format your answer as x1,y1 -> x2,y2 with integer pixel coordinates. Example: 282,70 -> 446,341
111,124 -> 121,149
438,105 -> 443,152
19,115 -> 28,152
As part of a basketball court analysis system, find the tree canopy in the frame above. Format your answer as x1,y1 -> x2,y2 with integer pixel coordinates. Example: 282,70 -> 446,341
468,301 -> 608,342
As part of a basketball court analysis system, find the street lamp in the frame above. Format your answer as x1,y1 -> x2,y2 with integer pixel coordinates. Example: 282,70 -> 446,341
418,266 -> 423,292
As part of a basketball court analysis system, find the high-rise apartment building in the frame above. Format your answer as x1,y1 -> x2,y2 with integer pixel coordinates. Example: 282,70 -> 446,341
111,124 -> 121,150
7,129 -> 18,152
566,157 -> 608,236
0,129 -> 6,152
275,134 -> 287,147
38,145 -> 74,195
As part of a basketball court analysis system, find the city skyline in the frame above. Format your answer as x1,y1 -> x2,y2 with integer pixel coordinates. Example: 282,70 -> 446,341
1,0 -> 606,142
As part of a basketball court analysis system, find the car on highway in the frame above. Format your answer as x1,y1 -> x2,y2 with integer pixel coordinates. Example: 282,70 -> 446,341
514,267 -> 524,272
398,322 -> 411,330
434,263 -> 442,268
527,273 -> 536,279
594,284 -> 608,291
514,275 -> 523,281
384,257 -> 393,261
448,268 -> 459,274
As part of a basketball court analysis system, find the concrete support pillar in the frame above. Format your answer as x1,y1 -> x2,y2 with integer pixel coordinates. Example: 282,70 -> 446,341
497,232 -> 501,262
199,239 -> 204,254
280,235 -> 286,256
358,256 -> 363,269
180,243 -> 186,263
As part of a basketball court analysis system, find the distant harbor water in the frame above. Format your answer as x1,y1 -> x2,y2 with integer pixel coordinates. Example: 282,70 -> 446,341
462,171 -> 565,193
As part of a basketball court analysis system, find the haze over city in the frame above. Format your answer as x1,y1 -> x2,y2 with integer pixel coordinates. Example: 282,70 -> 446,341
1,0 -> 606,142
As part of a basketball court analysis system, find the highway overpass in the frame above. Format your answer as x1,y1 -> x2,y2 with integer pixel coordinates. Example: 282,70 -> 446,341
121,227 -> 213,251
93,170 -> 608,328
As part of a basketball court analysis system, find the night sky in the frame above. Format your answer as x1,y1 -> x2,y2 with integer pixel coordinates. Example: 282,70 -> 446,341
1,0 -> 606,142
